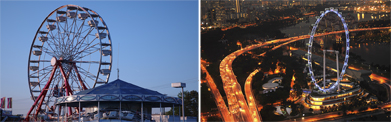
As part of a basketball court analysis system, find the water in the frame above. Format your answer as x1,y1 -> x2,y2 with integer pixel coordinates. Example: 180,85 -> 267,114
280,12 -> 385,37
350,43 -> 390,66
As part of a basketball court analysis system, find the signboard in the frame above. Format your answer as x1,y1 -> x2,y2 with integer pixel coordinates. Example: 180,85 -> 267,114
171,82 -> 186,88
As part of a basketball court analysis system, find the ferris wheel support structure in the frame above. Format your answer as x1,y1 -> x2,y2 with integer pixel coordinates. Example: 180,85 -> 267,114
26,57 -> 86,120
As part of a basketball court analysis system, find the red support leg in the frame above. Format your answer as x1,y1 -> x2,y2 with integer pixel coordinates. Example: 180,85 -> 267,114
73,63 -> 86,114
58,106 -> 62,119
25,64 -> 58,121
35,92 -> 48,115
58,63 -> 74,116
63,68 -> 81,114
73,63 -> 88,90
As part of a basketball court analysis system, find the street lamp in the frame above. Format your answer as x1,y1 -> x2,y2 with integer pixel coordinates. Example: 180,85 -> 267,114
172,82 -> 186,122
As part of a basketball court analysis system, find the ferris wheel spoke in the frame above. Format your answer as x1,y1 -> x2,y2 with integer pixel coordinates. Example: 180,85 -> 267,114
46,33 -> 64,56
73,46 -> 100,61
29,65 -> 53,76
76,65 -> 105,82
69,28 -> 95,54
73,42 -> 100,57
74,37 -> 99,54
68,20 -> 86,54
80,29 -> 95,43
78,73 -> 91,89
47,29 -> 60,45
69,72 -> 82,90
80,26 -> 94,35
66,16 -> 77,32
53,72 -> 63,90
72,61 -> 100,63
46,86 -> 54,100
55,15 -> 64,48
70,73 -> 85,93
64,17 -> 78,52
76,27 -> 95,45
78,71 -> 97,82
39,70 -> 61,88
71,71 -> 90,90
57,19 -> 68,44
41,46 -> 58,57
59,14 -> 71,54
78,36 -> 98,48
73,64 -> 92,89
38,69 -> 54,76
47,32 -> 62,51
69,20 -> 92,56
48,26 -> 66,53
37,71 -> 56,86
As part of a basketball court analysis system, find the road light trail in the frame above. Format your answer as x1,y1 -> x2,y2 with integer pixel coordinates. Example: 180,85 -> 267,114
218,26 -> 390,121
244,69 -> 262,122
201,59 -> 235,122
219,37 -> 284,121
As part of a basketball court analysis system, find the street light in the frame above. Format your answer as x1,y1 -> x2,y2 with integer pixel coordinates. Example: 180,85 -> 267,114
172,82 -> 186,122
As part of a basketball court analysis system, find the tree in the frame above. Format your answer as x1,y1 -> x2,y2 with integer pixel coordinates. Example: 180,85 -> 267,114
260,105 -> 285,121
293,84 -> 302,98
207,116 -> 222,121
341,103 -> 348,116
290,104 -> 299,116
165,90 -> 198,118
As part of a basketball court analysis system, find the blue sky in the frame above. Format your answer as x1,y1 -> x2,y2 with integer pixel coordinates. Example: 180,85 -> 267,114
0,1 -> 198,115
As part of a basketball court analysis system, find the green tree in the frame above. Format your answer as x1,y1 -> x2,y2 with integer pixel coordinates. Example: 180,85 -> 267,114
165,90 -> 198,118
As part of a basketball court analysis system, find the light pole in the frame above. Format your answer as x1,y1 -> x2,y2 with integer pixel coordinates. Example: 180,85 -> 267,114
171,82 -> 186,122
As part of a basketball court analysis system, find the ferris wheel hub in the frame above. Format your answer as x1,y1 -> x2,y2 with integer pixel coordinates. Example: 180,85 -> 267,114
51,57 -> 57,66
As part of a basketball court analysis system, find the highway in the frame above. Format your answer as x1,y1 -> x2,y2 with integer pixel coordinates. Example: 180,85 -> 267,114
216,26 -> 391,121
244,69 -> 262,122
201,59 -> 234,122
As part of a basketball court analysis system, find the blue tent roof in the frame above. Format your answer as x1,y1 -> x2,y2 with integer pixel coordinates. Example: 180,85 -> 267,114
75,79 -> 163,96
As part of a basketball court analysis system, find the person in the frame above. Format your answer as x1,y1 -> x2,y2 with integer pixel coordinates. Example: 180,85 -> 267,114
53,85 -> 59,97
59,87 -> 65,97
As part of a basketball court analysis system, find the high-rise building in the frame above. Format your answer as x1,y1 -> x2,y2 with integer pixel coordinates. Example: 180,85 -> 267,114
235,0 -> 242,18
236,0 -> 240,13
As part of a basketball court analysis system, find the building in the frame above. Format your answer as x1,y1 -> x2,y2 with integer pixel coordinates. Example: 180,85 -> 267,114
304,81 -> 367,110
51,79 -> 182,122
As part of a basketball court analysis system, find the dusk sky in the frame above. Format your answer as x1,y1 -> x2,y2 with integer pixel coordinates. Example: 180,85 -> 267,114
0,1 -> 198,115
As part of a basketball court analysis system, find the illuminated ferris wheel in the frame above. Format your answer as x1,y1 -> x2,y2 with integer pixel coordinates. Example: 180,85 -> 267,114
306,7 -> 350,92
26,4 -> 112,120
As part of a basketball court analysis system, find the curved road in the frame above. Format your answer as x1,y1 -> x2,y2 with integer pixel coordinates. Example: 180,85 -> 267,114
201,60 -> 234,121
244,69 -> 262,121
218,26 -> 390,121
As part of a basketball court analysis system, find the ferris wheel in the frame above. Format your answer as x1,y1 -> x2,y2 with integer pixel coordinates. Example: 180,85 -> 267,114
306,7 -> 350,92
26,4 -> 112,120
